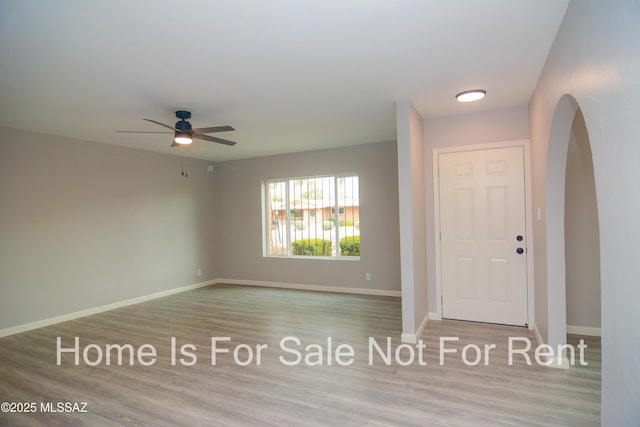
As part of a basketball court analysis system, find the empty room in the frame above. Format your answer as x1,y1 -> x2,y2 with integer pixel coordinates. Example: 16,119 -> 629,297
1,1 -> 638,426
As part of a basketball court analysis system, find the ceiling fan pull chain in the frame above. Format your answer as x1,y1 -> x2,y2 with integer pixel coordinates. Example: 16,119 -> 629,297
181,151 -> 188,178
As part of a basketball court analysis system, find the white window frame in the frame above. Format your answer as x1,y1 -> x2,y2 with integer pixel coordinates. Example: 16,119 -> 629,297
262,174 -> 360,260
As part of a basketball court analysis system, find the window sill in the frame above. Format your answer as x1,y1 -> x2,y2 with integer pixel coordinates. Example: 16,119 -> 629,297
264,255 -> 360,261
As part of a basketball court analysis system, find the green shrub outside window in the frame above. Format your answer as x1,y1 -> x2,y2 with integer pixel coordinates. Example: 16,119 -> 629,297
339,235 -> 360,256
291,239 -> 332,256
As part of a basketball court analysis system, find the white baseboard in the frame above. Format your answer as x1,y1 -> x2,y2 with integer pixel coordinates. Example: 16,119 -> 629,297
567,325 -> 601,337
428,311 -> 442,321
545,354 -> 571,369
1,278 -> 400,339
531,322 -> 570,369
215,278 -> 402,298
0,279 -> 216,338
533,323 -> 544,346
400,333 -> 415,344
401,312 -> 433,344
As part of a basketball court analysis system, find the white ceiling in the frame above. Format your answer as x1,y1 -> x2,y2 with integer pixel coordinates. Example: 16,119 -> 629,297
0,0 -> 568,162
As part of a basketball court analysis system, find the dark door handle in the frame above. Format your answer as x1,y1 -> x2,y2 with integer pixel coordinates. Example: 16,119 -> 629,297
516,248 -> 524,254
516,235 -> 523,241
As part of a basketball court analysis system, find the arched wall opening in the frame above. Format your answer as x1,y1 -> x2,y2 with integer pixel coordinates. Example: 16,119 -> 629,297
564,109 -> 601,336
545,94 -> 601,364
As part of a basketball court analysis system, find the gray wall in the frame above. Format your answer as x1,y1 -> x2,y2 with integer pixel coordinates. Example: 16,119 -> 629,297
214,141 -> 401,292
423,106 -> 530,314
564,110 -> 600,329
0,127 -> 218,330
529,0 -> 640,424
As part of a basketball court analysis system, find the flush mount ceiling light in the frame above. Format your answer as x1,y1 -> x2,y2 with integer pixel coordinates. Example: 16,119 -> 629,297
456,89 -> 487,103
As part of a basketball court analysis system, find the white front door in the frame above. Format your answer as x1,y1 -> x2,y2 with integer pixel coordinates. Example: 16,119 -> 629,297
438,146 -> 528,326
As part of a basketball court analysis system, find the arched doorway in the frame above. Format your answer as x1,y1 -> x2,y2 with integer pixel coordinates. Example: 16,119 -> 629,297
564,109 -> 601,337
545,94 -> 601,366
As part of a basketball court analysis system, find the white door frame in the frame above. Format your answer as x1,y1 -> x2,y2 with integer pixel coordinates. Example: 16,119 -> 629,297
432,140 -> 535,329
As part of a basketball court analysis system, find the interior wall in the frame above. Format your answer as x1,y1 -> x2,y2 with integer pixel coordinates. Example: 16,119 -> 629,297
564,110 -> 600,329
529,0 -> 640,424
214,141 -> 401,292
396,99 -> 428,339
0,127 -> 218,331
423,106 -> 530,314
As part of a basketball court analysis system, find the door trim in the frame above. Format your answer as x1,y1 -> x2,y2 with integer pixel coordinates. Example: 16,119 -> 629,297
432,140 -> 535,329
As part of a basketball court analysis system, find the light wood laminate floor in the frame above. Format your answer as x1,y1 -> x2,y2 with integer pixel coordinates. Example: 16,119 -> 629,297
0,284 -> 600,426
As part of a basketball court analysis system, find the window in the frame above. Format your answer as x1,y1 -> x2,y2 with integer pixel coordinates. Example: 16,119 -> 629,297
289,209 -> 304,218
263,174 -> 360,258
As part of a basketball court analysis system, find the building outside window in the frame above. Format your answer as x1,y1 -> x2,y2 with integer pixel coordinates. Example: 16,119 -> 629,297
263,175 -> 360,258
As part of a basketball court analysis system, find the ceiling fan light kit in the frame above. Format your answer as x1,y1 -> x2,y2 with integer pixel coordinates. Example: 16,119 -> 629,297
174,132 -> 193,144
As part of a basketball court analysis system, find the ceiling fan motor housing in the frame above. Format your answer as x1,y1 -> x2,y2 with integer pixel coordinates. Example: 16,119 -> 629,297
175,110 -> 192,121
175,110 -> 193,135
175,120 -> 192,134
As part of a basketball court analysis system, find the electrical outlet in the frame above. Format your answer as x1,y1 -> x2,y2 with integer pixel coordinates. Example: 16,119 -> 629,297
197,268 -> 202,276
366,273 -> 371,281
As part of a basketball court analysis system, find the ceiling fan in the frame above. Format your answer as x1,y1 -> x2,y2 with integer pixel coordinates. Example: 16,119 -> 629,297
118,110 -> 237,147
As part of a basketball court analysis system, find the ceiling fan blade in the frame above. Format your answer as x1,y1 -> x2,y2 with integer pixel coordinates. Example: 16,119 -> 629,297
192,125 -> 235,134
116,130 -> 171,134
171,140 -> 180,147
143,118 -> 177,131
194,134 -> 237,146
